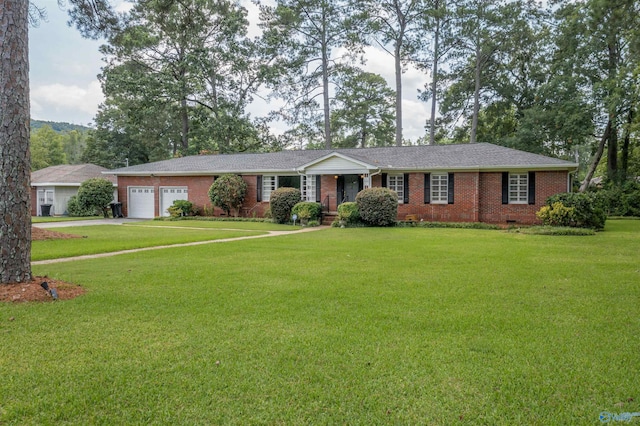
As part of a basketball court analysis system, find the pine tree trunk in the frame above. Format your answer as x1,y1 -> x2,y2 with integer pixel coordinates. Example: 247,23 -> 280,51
394,41 -> 403,147
470,42 -> 481,144
429,4 -> 441,146
0,0 -> 32,284
321,10 -> 331,149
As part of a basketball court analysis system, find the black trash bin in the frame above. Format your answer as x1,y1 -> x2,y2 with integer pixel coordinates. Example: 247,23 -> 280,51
110,202 -> 124,218
40,204 -> 52,217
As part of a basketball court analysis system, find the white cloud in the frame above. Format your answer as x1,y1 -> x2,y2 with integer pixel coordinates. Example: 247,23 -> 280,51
31,81 -> 104,126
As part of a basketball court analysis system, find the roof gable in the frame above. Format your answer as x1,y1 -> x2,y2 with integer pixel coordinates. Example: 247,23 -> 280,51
297,152 -> 377,174
31,164 -> 116,186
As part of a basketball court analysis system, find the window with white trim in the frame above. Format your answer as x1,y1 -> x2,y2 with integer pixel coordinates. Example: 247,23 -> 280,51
388,174 -> 404,203
509,173 -> 528,203
262,176 -> 276,202
431,173 -> 448,204
262,175 -> 301,202
301,175 -> 316,201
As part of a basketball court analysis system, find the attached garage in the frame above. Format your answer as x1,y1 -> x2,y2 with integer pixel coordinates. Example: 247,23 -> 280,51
128,187 -> 155,218
160,187 -> 188,217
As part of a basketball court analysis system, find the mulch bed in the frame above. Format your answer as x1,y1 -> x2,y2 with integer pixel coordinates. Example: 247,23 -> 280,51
0,227 -> 86,303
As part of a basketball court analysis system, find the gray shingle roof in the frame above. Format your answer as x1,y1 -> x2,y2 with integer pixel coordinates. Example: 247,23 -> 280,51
32,164 -> 117,185
107,143 -> 577,175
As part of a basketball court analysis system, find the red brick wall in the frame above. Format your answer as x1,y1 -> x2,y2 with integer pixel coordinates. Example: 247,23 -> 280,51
116,170 -> 569,223
396,172 -> 480,222
479,171 -> 569,225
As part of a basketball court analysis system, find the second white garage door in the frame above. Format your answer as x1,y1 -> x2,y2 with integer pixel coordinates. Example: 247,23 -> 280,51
160,187 -> 188,217
128,187 -> 155,218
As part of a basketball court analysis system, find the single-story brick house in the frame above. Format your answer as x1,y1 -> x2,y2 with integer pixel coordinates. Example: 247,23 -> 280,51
31,164 -> 117,216
105,143 -> 578,225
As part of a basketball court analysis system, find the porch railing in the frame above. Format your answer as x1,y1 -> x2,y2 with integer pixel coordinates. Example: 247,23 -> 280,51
322,195 -> 330,213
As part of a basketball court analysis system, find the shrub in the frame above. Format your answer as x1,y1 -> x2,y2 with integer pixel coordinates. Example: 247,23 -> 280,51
208,174 -> 248,217
337,202 -> 360,224
546,192 -> 607,229
167,200 -> 195,217
355,187 -> 398,226
76,178 -> 115,217
536,202 -> 577,227
67,195 -> 96,217
291,202 -> 322,223
270,187 -> 301,224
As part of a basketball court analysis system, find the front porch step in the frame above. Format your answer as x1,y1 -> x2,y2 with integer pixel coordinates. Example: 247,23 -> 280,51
322,211 -> 338,226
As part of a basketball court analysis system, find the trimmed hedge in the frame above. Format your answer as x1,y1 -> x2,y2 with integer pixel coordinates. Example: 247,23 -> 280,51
270,187 -> 301,224
355,187 -> 398,226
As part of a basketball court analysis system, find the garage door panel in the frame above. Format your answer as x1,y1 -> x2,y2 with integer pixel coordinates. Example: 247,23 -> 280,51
160,187 -> 189,217
128,187 -> 155,218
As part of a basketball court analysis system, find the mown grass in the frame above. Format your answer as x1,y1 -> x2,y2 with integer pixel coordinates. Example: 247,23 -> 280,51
2,220 -> 639,424
32,225 -> 265,261
31,216 -> 103,223
141,218 -> 298,231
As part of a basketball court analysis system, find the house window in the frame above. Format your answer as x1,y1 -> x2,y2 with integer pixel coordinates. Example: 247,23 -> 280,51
431,173 -> 448,204
301,175 -> 316,202
388,174 -> 404,203
261,175 -> 301,202
509,173 -> 528,203
262,176 -> 277,202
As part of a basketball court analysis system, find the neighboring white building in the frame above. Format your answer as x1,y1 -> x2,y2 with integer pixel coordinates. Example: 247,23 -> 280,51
30,164 -> 117,216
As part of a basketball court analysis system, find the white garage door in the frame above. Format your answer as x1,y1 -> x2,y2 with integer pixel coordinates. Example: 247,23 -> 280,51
128,187 -> 155,218
160,187 -> 188,217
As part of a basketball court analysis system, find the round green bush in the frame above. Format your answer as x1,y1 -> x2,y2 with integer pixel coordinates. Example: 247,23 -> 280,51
208,174 -> 248,217
270,187 -> 301,224
291,202 -> 322,222
337,202 -> 360,224
355,187 -> 398,226
76,178 -> 115,217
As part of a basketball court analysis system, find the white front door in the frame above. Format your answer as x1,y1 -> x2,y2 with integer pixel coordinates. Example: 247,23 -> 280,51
128,187 -> 155,218
160,187 -> 188,217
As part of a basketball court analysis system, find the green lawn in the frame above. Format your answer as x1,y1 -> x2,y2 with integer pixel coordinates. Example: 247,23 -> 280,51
32,216 -> 103,223
2,220 -> 639,424
32,224 -> 266,260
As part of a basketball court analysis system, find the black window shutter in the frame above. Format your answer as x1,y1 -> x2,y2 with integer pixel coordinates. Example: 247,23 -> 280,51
502,172 -> 509,205
257,175 -> 262,202
448,173 -> 455,204
424,173 -> 431,204
381,173 -> 387,188
403,173 -> 409,204
528,172 -> 536,205
315,175 -> 321,203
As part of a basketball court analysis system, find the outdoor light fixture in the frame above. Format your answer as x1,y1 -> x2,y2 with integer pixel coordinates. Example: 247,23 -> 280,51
40,281 -> 58,300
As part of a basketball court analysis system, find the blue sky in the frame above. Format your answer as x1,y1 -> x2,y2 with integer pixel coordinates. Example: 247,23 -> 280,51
28,1 -> 431,141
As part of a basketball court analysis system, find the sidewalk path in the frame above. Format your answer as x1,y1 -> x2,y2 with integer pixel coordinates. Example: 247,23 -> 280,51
32,225 -> 328,265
